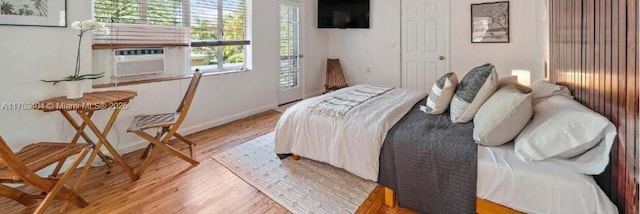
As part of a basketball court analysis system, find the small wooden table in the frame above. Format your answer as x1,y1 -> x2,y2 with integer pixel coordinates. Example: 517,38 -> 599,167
37,90 -> 139,181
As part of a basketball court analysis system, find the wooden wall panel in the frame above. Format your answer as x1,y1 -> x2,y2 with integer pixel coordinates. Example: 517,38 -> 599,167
549,0 -> 639,213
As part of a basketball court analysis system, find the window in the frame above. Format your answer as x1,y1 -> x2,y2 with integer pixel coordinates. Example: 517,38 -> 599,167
94,0 -> 190,46
279,5 -> 300,89
93,0 -> 251,73
190,0 -> 251,72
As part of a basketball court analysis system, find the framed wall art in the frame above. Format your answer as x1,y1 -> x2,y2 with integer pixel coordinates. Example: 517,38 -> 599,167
0,0 -> 67,27
471,1 -> 509,43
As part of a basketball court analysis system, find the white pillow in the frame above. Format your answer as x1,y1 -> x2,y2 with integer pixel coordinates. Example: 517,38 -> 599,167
531,81 -> 573,104
421,73 -> 458,115
473,84 -> 533,147
514,96 -> 616,174
450,63 -> 499,123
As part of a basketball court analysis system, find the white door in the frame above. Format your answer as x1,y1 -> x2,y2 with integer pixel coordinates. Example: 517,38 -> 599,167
278,1 -> 304,105
401,0 -> 449,92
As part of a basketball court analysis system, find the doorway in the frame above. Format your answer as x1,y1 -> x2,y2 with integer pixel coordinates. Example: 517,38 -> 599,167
401,0 -> 450,91
278,1 -> 304,105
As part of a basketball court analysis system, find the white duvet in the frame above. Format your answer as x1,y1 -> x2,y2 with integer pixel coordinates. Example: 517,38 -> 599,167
275,85 -> 426,181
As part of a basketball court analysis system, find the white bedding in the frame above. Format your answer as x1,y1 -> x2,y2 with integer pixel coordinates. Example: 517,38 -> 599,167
274,85 -> 616,213
478,144 -> 618,214
274,85 -> 426,181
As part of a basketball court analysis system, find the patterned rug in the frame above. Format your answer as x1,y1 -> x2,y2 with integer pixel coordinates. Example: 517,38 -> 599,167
212,133 -> 377,214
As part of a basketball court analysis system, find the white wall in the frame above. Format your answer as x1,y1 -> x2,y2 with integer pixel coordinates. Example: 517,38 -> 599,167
0,2 -> 92,150
303,0 -> 330,96
327,0 -> 402,87
327,0 -> 548,88
0,1 -> 327,154
451,0 -> 546,81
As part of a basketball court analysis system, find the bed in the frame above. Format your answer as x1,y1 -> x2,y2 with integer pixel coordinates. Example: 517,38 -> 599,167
275,85 -> 617,213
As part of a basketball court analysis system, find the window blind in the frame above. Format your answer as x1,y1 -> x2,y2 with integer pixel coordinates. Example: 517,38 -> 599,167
190,0 -> 219,46
190,0 -> 250,47
93,0 -> 190,48
189,0 -> 251,71
93,0 -> 250,48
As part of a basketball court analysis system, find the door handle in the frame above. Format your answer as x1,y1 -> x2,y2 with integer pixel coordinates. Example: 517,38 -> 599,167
439,56 -> 446,60
299,55 -> 304,58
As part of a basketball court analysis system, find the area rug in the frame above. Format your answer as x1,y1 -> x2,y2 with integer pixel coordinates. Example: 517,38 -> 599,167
212,133 -> 377,214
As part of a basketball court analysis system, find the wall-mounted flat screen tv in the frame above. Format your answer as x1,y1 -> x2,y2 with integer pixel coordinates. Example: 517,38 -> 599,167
318,0 -> 370,29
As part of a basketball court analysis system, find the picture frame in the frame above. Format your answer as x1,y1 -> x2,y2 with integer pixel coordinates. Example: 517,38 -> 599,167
471,1 -> 509,43
0,0 -> 67,27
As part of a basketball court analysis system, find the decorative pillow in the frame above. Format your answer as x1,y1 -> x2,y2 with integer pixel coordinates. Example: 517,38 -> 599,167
421,73 -> 458,114
515,96 -> 616,174
473,84 -> 533,147
450,63 -> 499,123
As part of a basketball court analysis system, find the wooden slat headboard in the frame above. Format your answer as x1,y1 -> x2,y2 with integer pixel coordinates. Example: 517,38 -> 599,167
549,0 -> 638,213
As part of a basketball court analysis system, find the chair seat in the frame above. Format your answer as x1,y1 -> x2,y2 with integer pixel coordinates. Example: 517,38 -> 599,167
0,143 -> 92,181
128,113 -> 178,132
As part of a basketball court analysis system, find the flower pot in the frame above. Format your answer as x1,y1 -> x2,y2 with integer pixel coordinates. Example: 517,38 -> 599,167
65,80 -> 85,99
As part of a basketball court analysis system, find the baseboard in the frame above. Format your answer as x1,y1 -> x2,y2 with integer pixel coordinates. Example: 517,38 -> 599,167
182,103 -> 278,135
116,103 -> 278,155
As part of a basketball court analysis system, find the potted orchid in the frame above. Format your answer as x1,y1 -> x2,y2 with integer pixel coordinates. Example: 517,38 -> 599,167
42,20 -> 109,99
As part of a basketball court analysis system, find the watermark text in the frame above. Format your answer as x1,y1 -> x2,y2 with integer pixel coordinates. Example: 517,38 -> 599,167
1,102 -> 129,110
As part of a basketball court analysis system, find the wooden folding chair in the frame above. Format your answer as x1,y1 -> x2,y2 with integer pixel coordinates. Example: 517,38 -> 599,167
128,71 -> 203,177
0,137 -> 92,214
325,59 -> 349,93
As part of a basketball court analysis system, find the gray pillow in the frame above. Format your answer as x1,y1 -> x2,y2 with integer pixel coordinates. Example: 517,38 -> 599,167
450,63 -> 499,123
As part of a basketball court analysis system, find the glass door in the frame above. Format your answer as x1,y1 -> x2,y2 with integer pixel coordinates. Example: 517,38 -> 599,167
278,2 -> 303,105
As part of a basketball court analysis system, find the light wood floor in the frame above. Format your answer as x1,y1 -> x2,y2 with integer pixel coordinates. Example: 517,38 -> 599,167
0,110 -> 417,214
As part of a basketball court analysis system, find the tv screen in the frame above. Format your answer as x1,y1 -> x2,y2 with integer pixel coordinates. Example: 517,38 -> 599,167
318,0 -> 370,29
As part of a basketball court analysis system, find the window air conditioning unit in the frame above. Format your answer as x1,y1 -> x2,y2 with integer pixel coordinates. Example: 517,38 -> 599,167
113,48 -> 165,78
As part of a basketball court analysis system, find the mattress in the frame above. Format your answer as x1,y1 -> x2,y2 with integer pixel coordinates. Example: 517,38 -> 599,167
478,144 -> 618,214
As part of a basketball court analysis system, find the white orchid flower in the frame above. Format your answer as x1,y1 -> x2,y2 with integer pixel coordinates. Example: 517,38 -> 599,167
70,20 -> 109,35
71,21 -> 82,30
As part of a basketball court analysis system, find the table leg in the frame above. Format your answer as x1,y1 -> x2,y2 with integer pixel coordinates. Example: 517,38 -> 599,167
59,111 -> 113,167
77,110 -> 139,181
50,111 -> 114,178
69,111 -> 94,143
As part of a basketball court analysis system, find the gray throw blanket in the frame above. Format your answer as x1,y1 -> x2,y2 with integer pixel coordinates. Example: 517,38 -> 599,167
378,99 -> 477,214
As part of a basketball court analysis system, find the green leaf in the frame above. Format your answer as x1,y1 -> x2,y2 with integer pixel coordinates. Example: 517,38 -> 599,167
41,79 -> 64,85
41,72 -> 104,86
82,76 -> 105,80
76,72 -> 105,78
